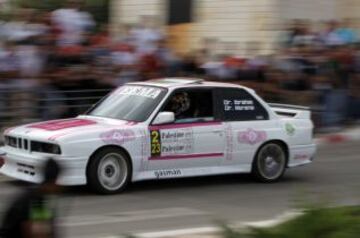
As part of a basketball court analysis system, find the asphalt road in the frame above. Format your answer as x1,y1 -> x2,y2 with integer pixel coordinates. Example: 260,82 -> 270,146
0,142 -> 359,238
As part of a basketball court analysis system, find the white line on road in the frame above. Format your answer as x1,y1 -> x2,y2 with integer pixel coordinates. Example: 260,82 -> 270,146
98,210 -> 303,238
60,207 -> 208,228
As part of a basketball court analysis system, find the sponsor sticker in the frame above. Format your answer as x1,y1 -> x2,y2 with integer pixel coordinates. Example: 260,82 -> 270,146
285,123 -> 295,136
238,128 -> 267,145
150,128 -> 194,158
116,86 -> 161,99
101,129 -> 135,145
154,169 -> 182,179
225,123 -> 234,161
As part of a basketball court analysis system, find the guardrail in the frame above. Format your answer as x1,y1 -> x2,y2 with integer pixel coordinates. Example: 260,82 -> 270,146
0,88 -> 111,130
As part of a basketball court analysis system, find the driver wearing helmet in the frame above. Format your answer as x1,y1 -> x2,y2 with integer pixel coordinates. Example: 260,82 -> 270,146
169,92 -> 191,120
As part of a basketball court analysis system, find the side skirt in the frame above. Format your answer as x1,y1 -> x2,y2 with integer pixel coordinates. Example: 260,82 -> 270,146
132,165 -> 252,182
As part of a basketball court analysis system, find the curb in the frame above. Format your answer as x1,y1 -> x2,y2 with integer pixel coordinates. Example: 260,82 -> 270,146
315,128 -> 360,145
101,210 -> 303,238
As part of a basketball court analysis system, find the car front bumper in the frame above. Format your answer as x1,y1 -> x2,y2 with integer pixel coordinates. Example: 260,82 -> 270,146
0,147 -> 88,186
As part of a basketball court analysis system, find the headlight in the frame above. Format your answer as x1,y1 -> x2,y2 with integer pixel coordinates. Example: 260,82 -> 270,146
31,141 -> 61,155
4,136 -> 17,147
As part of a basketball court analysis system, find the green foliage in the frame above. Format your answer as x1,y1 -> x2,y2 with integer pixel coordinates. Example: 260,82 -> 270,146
222,206 -> 360,238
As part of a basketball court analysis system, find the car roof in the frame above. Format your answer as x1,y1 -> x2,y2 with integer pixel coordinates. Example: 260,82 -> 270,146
128,78 -> 252,91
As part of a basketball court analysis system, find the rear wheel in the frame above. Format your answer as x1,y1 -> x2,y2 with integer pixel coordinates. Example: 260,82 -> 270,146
252,142 -> 287,182
87,147 -> 131,194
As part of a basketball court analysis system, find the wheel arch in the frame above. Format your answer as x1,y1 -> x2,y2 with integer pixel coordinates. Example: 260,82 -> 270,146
86,145 -> 133,180
254,139 -> 290,166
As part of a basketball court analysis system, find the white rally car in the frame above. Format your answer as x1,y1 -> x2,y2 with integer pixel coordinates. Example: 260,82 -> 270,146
0,78 -> 316,194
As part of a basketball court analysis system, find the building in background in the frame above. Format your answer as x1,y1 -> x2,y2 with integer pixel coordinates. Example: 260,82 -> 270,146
74,0 -> 360,55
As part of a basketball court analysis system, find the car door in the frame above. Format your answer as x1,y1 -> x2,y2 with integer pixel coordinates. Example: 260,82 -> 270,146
147,88 -> 226,171
214,88 -> 274,167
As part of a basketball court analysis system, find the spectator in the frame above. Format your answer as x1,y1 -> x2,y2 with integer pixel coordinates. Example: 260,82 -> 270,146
111,43 -> 139,85
132,16 -> 164,55
0,159 -> 62,238
321,21 -> 344,46
335,19 -> 358,45
51,0 -> 95,46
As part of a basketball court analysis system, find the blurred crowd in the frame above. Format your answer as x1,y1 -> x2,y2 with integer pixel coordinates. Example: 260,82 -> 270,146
0,0 -> 360,131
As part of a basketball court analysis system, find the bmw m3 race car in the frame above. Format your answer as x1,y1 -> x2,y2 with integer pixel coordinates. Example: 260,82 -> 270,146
0,78 -> 316,194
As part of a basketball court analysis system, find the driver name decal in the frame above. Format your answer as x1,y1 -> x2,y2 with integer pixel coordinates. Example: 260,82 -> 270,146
223,99 -> 255,111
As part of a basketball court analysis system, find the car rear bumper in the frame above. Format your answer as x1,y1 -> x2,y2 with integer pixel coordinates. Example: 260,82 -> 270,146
287,143 -> 317,168
0,147 -> 88,185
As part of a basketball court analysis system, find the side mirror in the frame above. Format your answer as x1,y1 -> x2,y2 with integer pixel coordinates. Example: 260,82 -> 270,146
153,112 -> 175,125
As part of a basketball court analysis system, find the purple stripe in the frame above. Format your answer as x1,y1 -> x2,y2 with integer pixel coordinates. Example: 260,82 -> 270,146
150,121 -> 222,130
149,153 -> 224,160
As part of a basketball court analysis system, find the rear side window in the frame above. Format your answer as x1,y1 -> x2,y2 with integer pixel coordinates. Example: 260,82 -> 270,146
215,88 -> 269,121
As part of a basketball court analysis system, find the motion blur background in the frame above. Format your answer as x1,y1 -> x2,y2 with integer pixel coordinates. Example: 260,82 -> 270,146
0,0 -> 360,132
0,2 -> 360,238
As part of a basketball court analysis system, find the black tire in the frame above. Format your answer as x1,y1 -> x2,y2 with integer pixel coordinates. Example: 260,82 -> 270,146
87,147 -> 132,194
252,142 -> 287,182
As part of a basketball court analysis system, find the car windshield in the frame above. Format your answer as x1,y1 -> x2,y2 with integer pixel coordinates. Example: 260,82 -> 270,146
87,85 -> 167,122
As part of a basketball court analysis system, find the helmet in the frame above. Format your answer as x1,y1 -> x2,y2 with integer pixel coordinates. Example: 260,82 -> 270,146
170,92 -> 191,116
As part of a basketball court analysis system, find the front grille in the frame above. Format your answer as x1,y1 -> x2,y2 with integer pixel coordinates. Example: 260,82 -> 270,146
24,139 -> 28,150
4,136 -> 61,154
18,138 -> 22,149
5,136 -> 19,148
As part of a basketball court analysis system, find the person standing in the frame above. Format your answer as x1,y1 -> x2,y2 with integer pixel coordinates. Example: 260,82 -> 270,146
0,159 -> 62,238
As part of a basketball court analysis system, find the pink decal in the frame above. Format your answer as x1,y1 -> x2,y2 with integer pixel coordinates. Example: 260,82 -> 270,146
4,127 -> 15,134
101,129 -> 135,145
29,119 -> 96,131
126,121 -> 138,126
150,121 -> 222,130
294,154 -> 308,160
238,128 -> 267,145
225,123 -> 234,161
48,132 -> 70,141
149,152 -> 223,160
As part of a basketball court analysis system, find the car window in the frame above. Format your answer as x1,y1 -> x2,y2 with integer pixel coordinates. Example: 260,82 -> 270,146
215,88 -> 269,121
87,85 -> 167,122
161,89 -> 215,123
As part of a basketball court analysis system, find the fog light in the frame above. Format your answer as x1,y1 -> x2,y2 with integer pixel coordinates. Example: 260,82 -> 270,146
0,157 -> 5,168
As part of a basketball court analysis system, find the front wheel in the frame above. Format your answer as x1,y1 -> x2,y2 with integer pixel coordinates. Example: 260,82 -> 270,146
252,142 -> 287,182
87,148 -> 131,194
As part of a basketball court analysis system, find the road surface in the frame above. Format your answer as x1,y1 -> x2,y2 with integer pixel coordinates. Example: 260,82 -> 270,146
0,142 -> 359,238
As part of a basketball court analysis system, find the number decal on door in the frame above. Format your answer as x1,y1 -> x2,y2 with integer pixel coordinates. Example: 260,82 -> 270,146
150,130 -> 161,156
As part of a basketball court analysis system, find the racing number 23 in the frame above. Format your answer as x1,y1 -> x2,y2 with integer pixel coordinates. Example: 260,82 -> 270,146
150,130 -> 161,156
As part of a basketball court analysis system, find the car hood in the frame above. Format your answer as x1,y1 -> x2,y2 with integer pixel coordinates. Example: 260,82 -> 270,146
4,116 -> 140,143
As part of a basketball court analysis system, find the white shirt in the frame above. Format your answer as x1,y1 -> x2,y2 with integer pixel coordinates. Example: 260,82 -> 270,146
131,27 -> 163,54
52,8 -> 94,45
